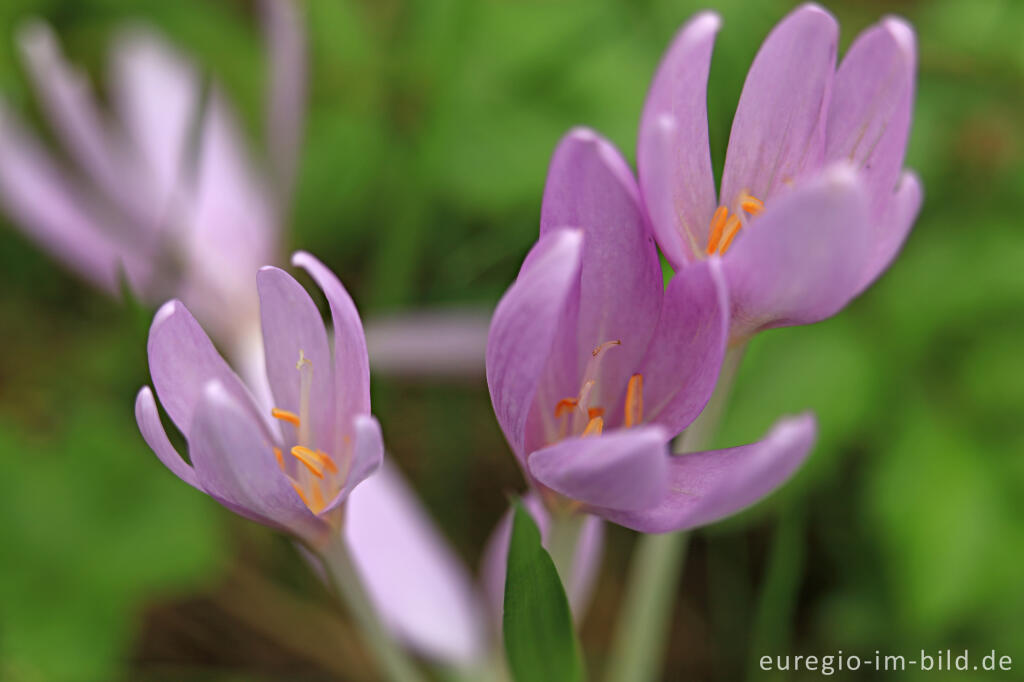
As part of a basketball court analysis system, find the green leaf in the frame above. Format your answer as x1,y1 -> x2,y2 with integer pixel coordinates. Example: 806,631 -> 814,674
503,500 -> 583,682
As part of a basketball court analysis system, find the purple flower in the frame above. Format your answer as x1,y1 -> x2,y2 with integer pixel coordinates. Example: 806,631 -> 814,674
135,252 -> 380,547
486,129 -> 817,534
638,4 -> 922,338
0,9 -> 305,344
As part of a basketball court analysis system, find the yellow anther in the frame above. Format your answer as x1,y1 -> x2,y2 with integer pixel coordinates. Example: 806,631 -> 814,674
624,373 -> 644,428
739,193 -> 764,216
554,398 -> 579,419
271,408 -> 301,427
310,480 -> 326,513
718,214 -> 743,254
582,416 -> 604,437
592,340 -> 622,357
706,206 -> 729,255
311,449 -> 339,474
290,445 -> 325,478
587,407 -> 605,420
273,447 -> 285,471
291,482 -> 311,507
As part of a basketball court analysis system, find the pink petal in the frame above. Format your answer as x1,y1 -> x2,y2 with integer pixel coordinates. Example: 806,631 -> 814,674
599,414 -> 817,533
857,170 -> 922,293
134,386 -> 200,489
637,12 -> 721,268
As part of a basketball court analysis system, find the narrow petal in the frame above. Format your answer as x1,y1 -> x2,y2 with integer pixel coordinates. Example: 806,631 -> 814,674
329,414 -> 384,512
857,170 -> 922,293
346,463 -> 486,663
486,230 -> 583,461
147,300 -> 270,439
17,21 -> 147,221
257,266 -> 334,450
540,128 -> 663,413
637,12 -> 721,267
190,380 -> 325,542
720,4 -> 837,207
635,258 -> 728,436
292,251 -> 371,453
364,307 -> 490,377
179,90 -> 275,341
0,103 -> 147,294
528,426 -> 669,512
261,0 -> 307,200
134,386 -> 200,490
598,414 -> 816,533
722,164 -> 871,336
110,26 -> 199,211
480,494 -> 604,622
826,17 -> 916,219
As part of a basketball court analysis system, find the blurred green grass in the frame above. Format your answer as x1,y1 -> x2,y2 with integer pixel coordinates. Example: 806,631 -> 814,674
1,0 -> 1022,680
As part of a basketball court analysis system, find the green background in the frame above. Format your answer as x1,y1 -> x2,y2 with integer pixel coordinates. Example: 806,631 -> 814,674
1,0 -> 1022,679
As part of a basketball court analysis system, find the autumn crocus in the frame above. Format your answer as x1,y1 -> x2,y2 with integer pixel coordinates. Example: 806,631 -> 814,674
486,129 -> 818,537
638,4 -> 921,338
0,3 -> 305,347
135,252 -> 379,547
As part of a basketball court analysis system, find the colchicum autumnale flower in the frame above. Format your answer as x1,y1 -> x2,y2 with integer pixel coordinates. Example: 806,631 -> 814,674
135,252 -> 380,547
638,4 -> 921,338
0,2 -> 305,346
486,129 -> 818,537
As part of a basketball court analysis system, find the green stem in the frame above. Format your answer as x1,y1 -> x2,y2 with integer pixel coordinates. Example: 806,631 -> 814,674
320,532 -> 427,682
604,343 -> 747,682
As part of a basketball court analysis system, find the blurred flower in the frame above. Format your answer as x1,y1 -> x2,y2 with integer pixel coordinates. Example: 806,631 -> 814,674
135,252 -> 380,548
638,4 -> 922,338
0,3 -> 306,347
364,307 -> 491,378
486,129 -> 817,535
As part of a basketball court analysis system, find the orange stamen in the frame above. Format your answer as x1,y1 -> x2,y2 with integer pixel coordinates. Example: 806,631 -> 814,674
271,407 -> 300,427
290,445 -> 325,478
311,449 -> 339,474
555,398 -> 578,419
739,193 -> 764,216
587,407 -> 605,420
718,214 -> 742,254
582,416 -> 604,437
273,447 -> 285,471
624,374 -> 644,428
706,206 -> 729,254
310,481 -> 326,513
291,482 -> 311,507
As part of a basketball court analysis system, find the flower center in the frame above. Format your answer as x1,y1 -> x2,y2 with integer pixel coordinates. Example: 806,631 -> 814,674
706,192 -> 764,255
270,351 -> 345,514
552,340 -> 644,440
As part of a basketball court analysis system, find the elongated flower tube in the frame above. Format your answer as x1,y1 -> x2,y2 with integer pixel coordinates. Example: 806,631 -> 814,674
0,10 -> 304,346
638,4 -> 921,338
486,129 -> 818,535
135,252 -> 379,547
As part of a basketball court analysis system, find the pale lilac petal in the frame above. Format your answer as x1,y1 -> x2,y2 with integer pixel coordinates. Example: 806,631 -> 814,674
857,170 -> 922,293
540,128 -> 663,413
364,308 -> 490,377
147,300 -> 271,438
17,21 -> 146,220
720,4 -> 837,207
110,26 -> 199,211
262,0 -> 307,200
291,252 -> 371,449
180,89 -> 275,341
0,103 -> 146,294
637,12 -> 721,267
331,414 -> 384,510
135,386 -> 200,490
486,230 -> 583,462
346,463 -> 486,663
826,17 -> 916,218
528,426 -> 670,512
257,266 -> 333,450
722,164 -> 871,336
635,258 -> 728,436
480,494 -> 604,622
190,380 -> 325,542
598,414 -> 816,533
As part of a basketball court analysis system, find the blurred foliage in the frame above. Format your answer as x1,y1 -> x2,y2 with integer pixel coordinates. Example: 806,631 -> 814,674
0,0 -> 1022,680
